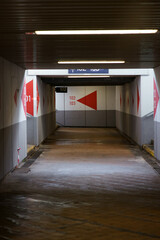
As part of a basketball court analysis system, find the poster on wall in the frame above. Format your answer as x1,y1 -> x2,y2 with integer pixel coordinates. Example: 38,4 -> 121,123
64,87 -> 107,112
77,91 -> 97,110
26,80 -> 34,116
67,90 -> 97,111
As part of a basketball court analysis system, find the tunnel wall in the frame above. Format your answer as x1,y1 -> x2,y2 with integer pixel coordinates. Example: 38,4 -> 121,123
0,57 -> 27,180
153,67 -> 160,160
116,72 -> 154,146
27,75 -> 56,146
56,86 -> 116,127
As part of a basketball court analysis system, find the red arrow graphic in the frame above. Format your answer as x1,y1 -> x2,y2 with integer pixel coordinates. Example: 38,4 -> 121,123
77,91 -> 97,110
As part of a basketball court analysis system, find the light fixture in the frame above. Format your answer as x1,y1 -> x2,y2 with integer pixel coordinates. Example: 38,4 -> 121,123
58,61 -> 125,64
35,29 -> 158,35
68,75 -> 110,78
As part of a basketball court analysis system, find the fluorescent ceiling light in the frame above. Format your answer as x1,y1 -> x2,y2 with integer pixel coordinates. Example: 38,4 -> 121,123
35,30 -> 158,35
58,61 -> 125,64
68,75 -> 110,78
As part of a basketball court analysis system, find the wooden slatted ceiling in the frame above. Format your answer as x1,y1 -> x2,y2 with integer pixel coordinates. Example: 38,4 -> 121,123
0,0 -> 160,69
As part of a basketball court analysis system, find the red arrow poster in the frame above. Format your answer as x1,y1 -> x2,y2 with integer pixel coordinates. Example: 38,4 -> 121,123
77,91 -> 97,110
154,78 -> 159,119
26,80 -> 34,116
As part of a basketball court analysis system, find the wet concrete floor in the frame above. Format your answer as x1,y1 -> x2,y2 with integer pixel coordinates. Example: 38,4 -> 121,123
0,127 -> 160,240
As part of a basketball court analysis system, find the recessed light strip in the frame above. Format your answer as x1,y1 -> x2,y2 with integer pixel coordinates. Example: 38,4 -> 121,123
35,30 -> 158,35
58,61 -> 125,64
68,75 -> 110,78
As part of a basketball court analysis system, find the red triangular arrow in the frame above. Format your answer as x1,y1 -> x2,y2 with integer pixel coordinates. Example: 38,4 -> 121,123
26,80 -> 34,116
154,78 -> 159,118
137,86 -> 140,113
77,91 -> 97,110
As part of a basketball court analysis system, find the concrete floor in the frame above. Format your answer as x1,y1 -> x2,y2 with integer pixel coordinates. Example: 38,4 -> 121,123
0,127 -> 160,240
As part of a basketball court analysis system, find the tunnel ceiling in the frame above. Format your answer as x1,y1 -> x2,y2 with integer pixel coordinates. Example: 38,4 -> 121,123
1,0 -> 160,69
42,76 -> 135,86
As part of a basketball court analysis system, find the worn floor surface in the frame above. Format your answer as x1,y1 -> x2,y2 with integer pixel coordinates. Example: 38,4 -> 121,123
0,128 -> 160,240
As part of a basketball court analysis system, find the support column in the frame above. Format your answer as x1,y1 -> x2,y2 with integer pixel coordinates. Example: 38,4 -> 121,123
0,57 -> 27,180
26,74 -> 56,146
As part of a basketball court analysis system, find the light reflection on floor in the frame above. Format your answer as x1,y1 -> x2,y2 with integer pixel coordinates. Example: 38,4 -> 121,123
0,128 -> 160,240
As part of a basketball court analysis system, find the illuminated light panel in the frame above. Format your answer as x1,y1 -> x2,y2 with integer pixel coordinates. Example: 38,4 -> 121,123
68,75 -> 110,78
59,61 -> 125,64
35,30 -> 158,35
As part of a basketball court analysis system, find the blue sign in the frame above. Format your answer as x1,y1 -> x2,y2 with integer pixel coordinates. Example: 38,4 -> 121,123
68,69 -> 109,74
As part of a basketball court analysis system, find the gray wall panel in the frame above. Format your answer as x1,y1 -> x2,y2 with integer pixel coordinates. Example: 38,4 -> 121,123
116,111 -> 153,146
133,115 -> 142,145
12,123 -> 19,167
4,126 -> 13,176
124,113 -> 130,137
58,110 -> 116,127
116,111 -> 123,132
107,110 -> 116,127
129,114 -> 136,141
27,112 -> 56,146
37,112 -> 56,145
154,121 -> 160,160
86,111 -> 106,127
27,117 -> 34,145
19,121 -> 27,162
47,112 -> 53,136
141,114 -> 154,145
154,122 -> 158,159
2,121 -> 27,178
0,129 -> 4,180
51,112 -> 56,132
128,114 -> 141,145
56,110 -> 65,126
37,115 -> 44,145
65,111 -> 85,127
